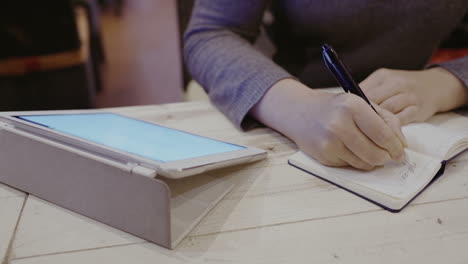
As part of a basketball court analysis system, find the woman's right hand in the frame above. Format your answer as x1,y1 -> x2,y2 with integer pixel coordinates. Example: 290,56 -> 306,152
250,78 -> 407,170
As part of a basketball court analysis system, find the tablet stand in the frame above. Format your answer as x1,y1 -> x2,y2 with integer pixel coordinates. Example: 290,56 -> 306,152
0,124 -> 233,249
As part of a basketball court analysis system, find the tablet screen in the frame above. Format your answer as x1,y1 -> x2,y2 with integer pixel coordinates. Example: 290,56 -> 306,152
16,113 -> 245,162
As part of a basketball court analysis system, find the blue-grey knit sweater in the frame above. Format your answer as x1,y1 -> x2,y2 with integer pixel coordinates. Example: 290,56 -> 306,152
184,0 -> 468,129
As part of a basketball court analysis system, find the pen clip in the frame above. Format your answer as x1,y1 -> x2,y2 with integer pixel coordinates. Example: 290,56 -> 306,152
322,43 -> 378,114
323,56 -> 349,93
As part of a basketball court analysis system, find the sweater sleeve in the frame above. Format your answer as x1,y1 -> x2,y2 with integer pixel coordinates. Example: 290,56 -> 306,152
183,0 -> 292,130
437,56 -> 468,88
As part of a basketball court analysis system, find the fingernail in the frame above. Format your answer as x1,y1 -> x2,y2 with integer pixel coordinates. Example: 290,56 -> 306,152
395,151 -> 407,162
402,136 -> 408,148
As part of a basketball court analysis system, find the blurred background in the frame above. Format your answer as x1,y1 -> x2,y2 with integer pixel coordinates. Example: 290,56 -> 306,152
0,0 -> 467,112
0,0 -> 202,112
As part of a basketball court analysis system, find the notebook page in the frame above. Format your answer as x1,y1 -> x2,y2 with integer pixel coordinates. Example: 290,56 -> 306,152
402,113 -> 468,161
402,120 -> 468,160
428,112 -> 468,132
289,149 -> 441,199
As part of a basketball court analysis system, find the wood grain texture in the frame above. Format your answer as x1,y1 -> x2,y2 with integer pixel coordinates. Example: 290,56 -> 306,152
9,198 -> 468,263
0,185 -> 26,264
3,101 -> 468,263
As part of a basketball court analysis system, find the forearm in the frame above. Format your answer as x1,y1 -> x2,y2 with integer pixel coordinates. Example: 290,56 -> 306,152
430,67 -> 468,113
250,78 -> 326,138
184,0 -> 291,129
436,55 -> 468,112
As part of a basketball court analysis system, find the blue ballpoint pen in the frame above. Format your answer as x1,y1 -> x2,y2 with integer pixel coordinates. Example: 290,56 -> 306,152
322,43 -> 378,113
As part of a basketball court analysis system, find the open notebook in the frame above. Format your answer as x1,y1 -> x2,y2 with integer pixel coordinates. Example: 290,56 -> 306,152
288,112 -> 468,212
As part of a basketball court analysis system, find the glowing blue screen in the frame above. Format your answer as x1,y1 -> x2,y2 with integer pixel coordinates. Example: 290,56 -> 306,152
17,113 -> 244,162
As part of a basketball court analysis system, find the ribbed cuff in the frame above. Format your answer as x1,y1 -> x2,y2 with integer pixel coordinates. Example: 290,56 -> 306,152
434,56 -> 468,88
228,70 -> 292,131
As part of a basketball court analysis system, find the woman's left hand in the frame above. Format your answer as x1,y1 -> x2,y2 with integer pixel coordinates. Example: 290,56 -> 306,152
360,67 -> 468,125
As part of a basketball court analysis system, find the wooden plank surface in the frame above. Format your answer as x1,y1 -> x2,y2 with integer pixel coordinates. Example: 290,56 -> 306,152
2,101 -> 468,263
9,198 -> 468,263
0,185 -> 26,263
9,196 -> 143,260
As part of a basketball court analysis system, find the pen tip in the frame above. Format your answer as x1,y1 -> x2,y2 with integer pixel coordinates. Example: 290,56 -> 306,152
322,43 -> 330,51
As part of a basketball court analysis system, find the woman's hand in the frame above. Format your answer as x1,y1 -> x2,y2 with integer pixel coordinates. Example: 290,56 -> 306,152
360,67 -> 468,125
250,78 -> 407,170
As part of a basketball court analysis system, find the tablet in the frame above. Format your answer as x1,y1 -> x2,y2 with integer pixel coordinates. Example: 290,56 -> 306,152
0,110 -> 267,179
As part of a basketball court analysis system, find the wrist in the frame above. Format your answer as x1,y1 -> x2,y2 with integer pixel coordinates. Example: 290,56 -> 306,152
426,67 -> 468,113
250,78 -> 331,138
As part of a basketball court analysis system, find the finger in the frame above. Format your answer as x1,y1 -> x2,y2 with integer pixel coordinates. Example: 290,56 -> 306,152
306,150 -> 347,168
365,84 -> 402,105
380,93 -> 416,115
337,120 -> 392,166
396,105 -> 420,125
312,141 -> 375,170
375,105 -> 408,150
360,71 -> 385,93
302,128 -> 374,169
335,140 -> 376,170
360,71 -> 400,104
352,101 -> 405,160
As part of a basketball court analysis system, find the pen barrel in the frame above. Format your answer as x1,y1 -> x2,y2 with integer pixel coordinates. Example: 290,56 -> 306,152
322,52 -> 360,94
322,49 -> 374,106
322,45 -> 377,113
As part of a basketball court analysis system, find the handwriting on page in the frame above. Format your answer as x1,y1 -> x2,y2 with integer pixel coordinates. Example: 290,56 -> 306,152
329,149 -> 440,199
398,160 -> 417,182
292,150 -> 440,199
356,158 -> 419,188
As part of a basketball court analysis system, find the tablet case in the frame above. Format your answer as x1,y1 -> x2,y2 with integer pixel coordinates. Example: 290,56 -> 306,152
0,122 -> 233,249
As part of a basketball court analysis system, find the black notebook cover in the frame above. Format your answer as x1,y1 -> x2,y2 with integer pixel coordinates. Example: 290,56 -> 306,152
288,160 -> 447,213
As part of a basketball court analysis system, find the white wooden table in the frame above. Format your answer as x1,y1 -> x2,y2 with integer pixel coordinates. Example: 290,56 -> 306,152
1,101 -> 468,263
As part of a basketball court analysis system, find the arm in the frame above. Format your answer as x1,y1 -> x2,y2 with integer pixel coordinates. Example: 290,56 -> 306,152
184,0 -> 290,128
438,56 -> 468,111
184,1 -> 406,169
